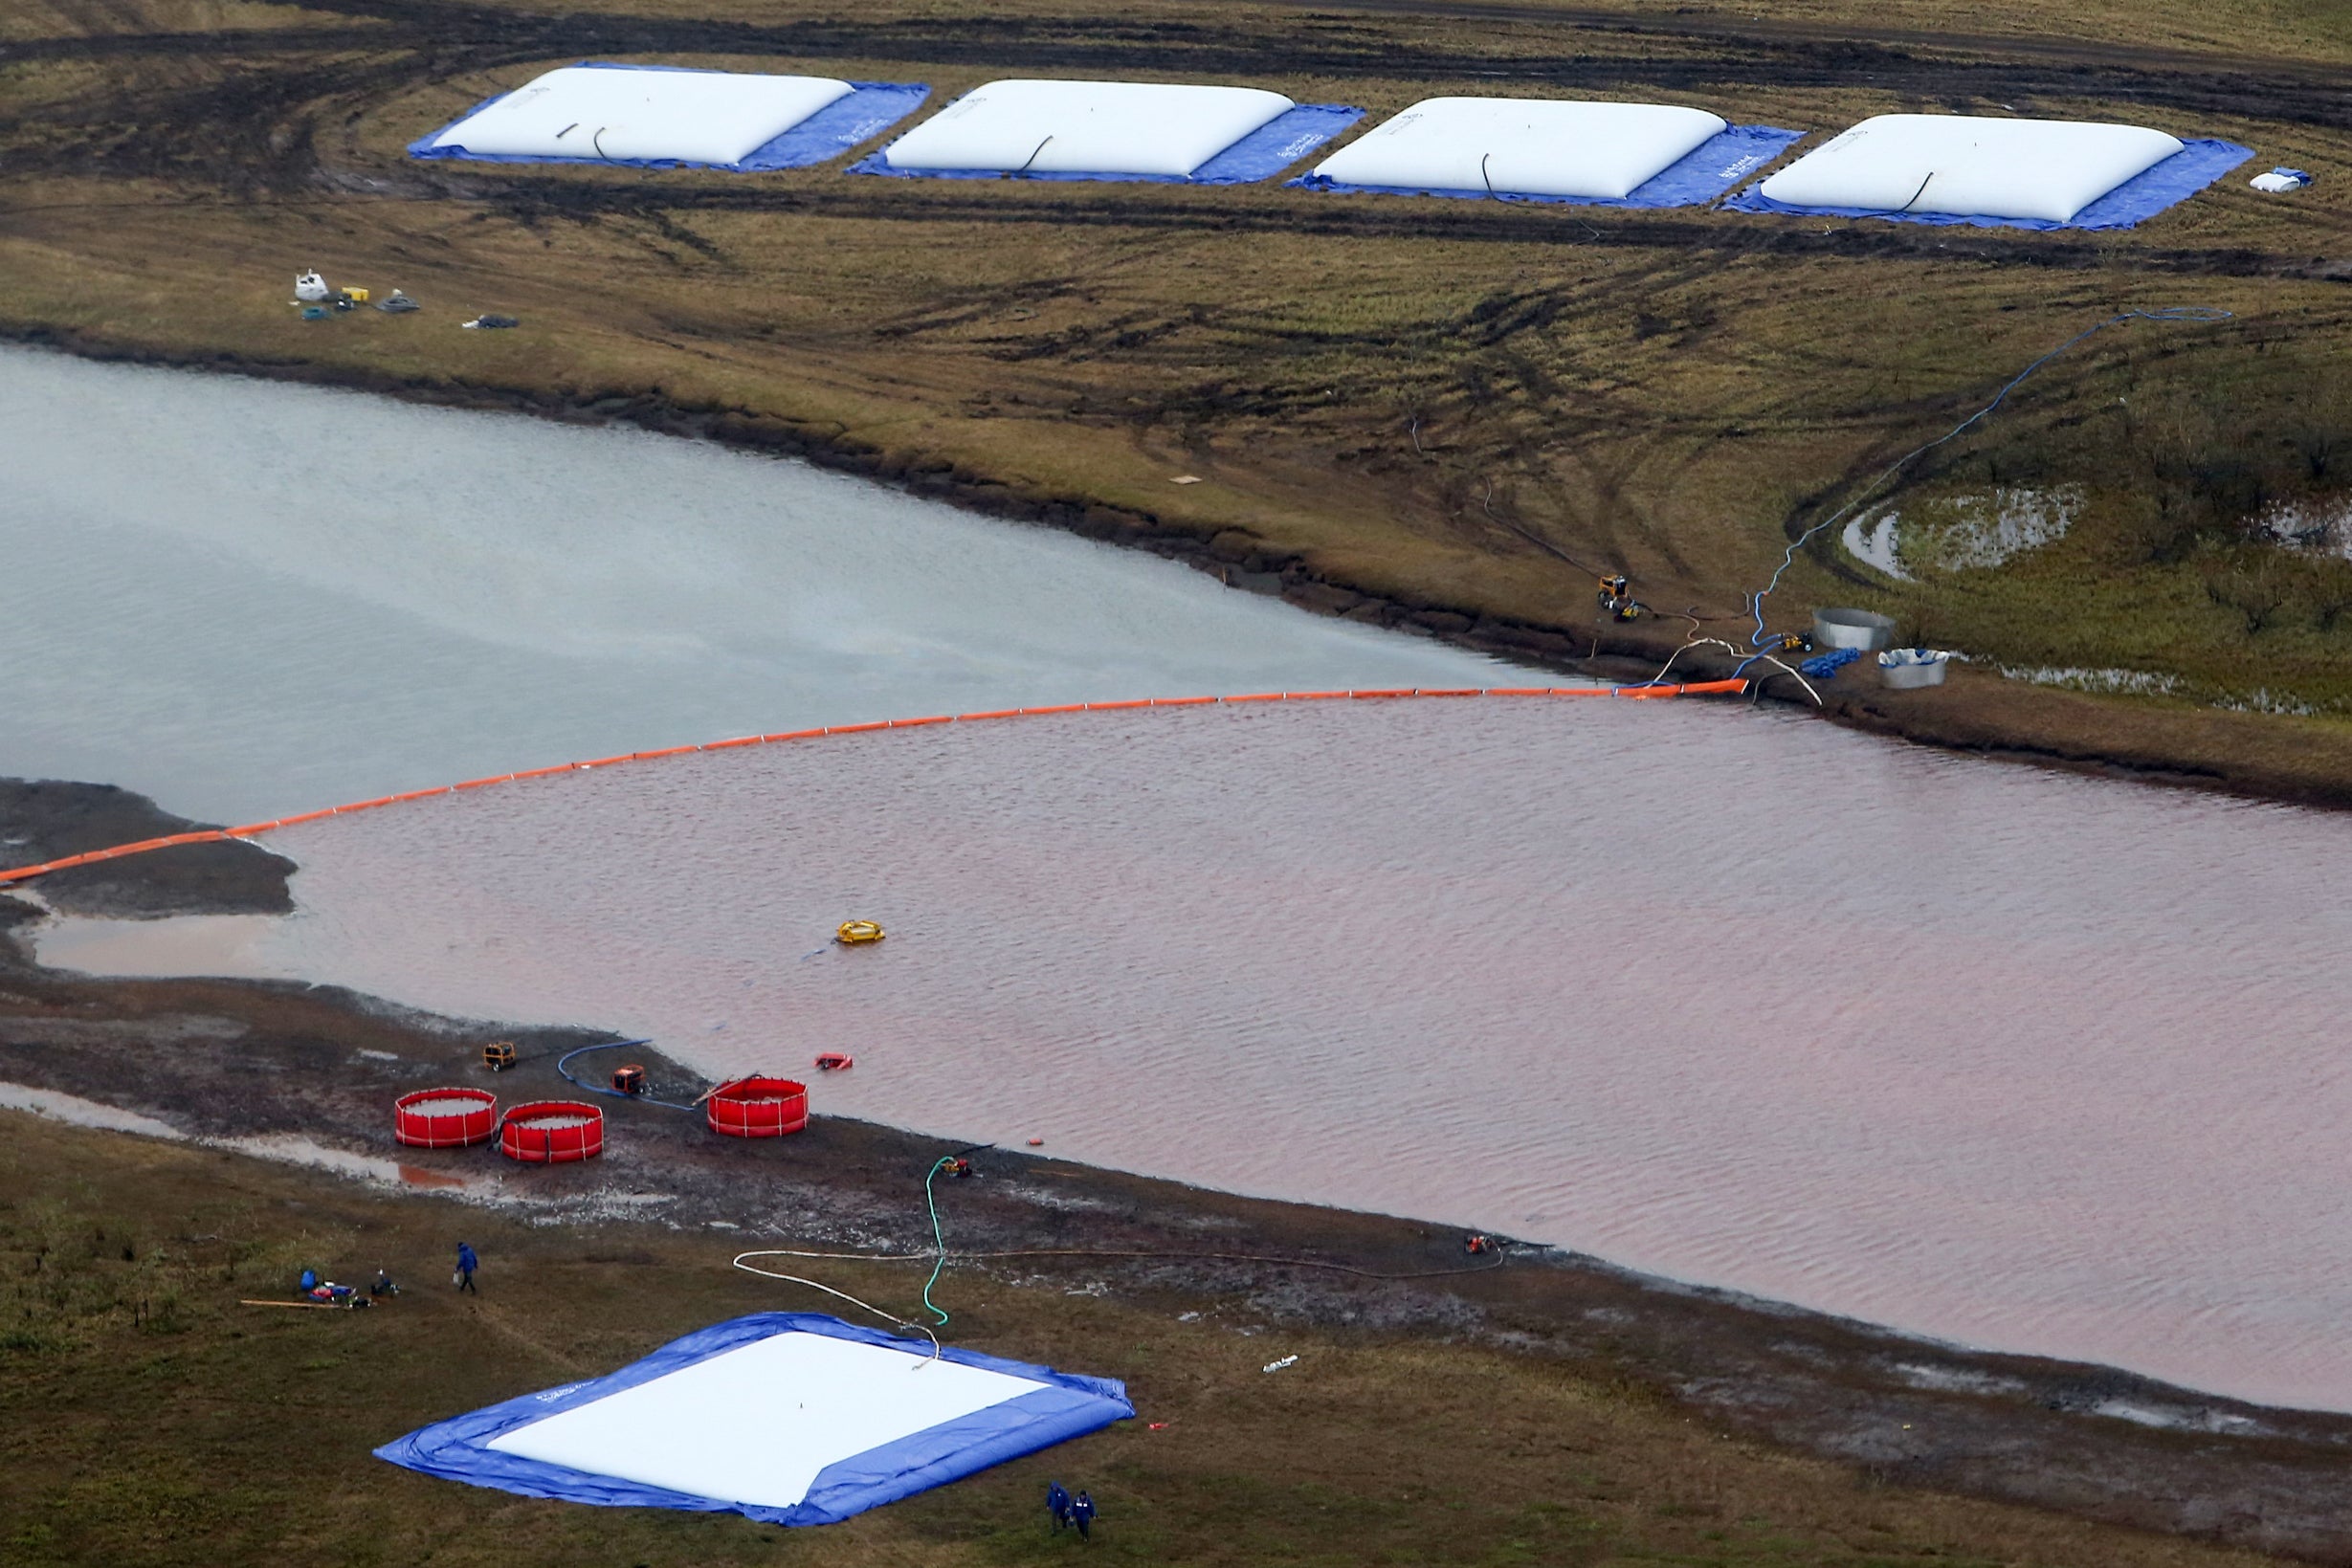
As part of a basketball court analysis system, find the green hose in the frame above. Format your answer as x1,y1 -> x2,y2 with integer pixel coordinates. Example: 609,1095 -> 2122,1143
920,1157 -> 954,1327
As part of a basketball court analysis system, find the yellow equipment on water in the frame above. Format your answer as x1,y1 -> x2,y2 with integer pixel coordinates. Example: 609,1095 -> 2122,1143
835,920 -> 885,946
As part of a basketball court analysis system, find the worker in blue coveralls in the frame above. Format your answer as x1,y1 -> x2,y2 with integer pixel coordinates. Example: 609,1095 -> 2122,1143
455,1241 -> 479,1294
1046,1479 -> 1071,1530
1071,1491 -> 1097,1540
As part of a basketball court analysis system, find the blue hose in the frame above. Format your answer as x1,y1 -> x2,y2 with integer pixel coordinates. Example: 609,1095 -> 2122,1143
1744,306 -> 2234,648
1798,647 -> 1861,680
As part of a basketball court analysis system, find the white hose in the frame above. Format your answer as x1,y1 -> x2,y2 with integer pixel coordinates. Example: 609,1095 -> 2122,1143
731,1251 -> 942,1362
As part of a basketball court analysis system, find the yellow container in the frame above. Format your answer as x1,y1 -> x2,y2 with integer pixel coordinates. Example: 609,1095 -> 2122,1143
344,286 -> 370,303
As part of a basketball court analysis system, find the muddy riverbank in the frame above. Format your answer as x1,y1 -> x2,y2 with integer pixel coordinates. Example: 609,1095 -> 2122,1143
7,778 -> 2352,1560
15,324 -> 2352,814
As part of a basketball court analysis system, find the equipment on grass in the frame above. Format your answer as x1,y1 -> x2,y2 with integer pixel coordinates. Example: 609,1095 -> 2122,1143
1596,574 -> 1642,622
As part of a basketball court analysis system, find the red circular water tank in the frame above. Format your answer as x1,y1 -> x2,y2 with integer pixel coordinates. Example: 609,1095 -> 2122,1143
499,1100 -> 605,1163
706,1077 -> 810,1138
393,1087 -> 498,1148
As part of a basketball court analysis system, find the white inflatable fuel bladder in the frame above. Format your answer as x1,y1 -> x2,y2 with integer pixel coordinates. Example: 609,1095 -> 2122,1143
881,78 -> 1294,177
1312,97 -> 1726,199
1756,113 -> 2183,223
425,66 -> 854,166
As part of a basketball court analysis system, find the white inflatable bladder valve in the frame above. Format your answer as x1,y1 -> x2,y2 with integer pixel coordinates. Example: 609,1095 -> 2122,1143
881,79 -> 1296,176
1757,114 -> 2184,223
427,66 -> 855,165
1311,98 -> 1727,199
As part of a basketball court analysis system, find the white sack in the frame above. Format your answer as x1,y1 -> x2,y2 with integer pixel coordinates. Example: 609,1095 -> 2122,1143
1757,113 -> 2183,223
430,66 -> 854,165
1312,97 -> 1726,199
882,78 -> 1294,177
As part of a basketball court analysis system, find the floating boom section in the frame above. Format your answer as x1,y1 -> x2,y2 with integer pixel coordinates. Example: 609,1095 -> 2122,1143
376,1314 -> 1133,1527
1754,114 -> 2185,224
1312,98 -> 1727,200
874,78 -> 1336,181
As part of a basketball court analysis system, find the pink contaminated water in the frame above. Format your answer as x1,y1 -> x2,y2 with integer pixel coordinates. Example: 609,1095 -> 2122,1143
70,698 -> 2352,1409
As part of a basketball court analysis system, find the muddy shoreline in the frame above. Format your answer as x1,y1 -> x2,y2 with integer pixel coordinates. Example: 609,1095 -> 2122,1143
13,325 -> 2352,815
5,779 -> 2352,1560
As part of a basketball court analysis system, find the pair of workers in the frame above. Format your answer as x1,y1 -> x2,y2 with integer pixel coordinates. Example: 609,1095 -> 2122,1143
1045,1480 -> 1098,1538
298,1246 -> 477,1299
292,1261 -> 430,1300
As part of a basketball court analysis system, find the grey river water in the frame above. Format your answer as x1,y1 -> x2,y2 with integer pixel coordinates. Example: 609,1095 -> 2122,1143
0,346 -> 1504,821
13,347 -> 2352,1413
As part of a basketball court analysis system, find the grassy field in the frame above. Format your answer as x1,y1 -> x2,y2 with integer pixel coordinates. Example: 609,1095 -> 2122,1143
0,1109 -> 2301,1568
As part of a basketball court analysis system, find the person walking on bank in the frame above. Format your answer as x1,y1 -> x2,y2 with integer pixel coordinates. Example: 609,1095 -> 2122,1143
455,1241 -> 479,1294
1045,1479 -> 1071,1532
1071,1490 -> 1097,1541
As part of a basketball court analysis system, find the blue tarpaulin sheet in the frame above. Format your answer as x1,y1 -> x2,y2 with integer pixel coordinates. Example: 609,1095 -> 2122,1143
374,1313 -> 1133,1527
1286,123 -> 1806,209
408,66 -> 929,172
1720,138 -> 2254,230
851,103 -> 1363,185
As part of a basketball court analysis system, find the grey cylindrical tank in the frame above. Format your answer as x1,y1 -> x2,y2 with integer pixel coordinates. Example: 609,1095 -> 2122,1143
1812,607 -> 1897,651
1877,650 -> 1950,689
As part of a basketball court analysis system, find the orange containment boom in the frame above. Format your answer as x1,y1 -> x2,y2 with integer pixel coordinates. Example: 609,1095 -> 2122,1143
0,681 -> 1746,887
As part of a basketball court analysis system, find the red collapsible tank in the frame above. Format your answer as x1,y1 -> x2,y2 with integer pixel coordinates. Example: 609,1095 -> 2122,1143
499,1100 -> 605,1162
393,1087 -> 498,1148
705,1077 -> 810,1138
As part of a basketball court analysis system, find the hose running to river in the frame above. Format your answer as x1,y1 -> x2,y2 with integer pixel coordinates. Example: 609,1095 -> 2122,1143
733,1146 -> 1516,1355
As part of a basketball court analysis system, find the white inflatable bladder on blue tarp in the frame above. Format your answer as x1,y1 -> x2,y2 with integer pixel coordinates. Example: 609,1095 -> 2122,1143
1311,98 -> 1728,199
488,1332 -> 1048,1504
375,1314 -> 1134,1527
881,78 -> 1295,176
425,66 -> 854,165
1757,114 -> 2185,223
